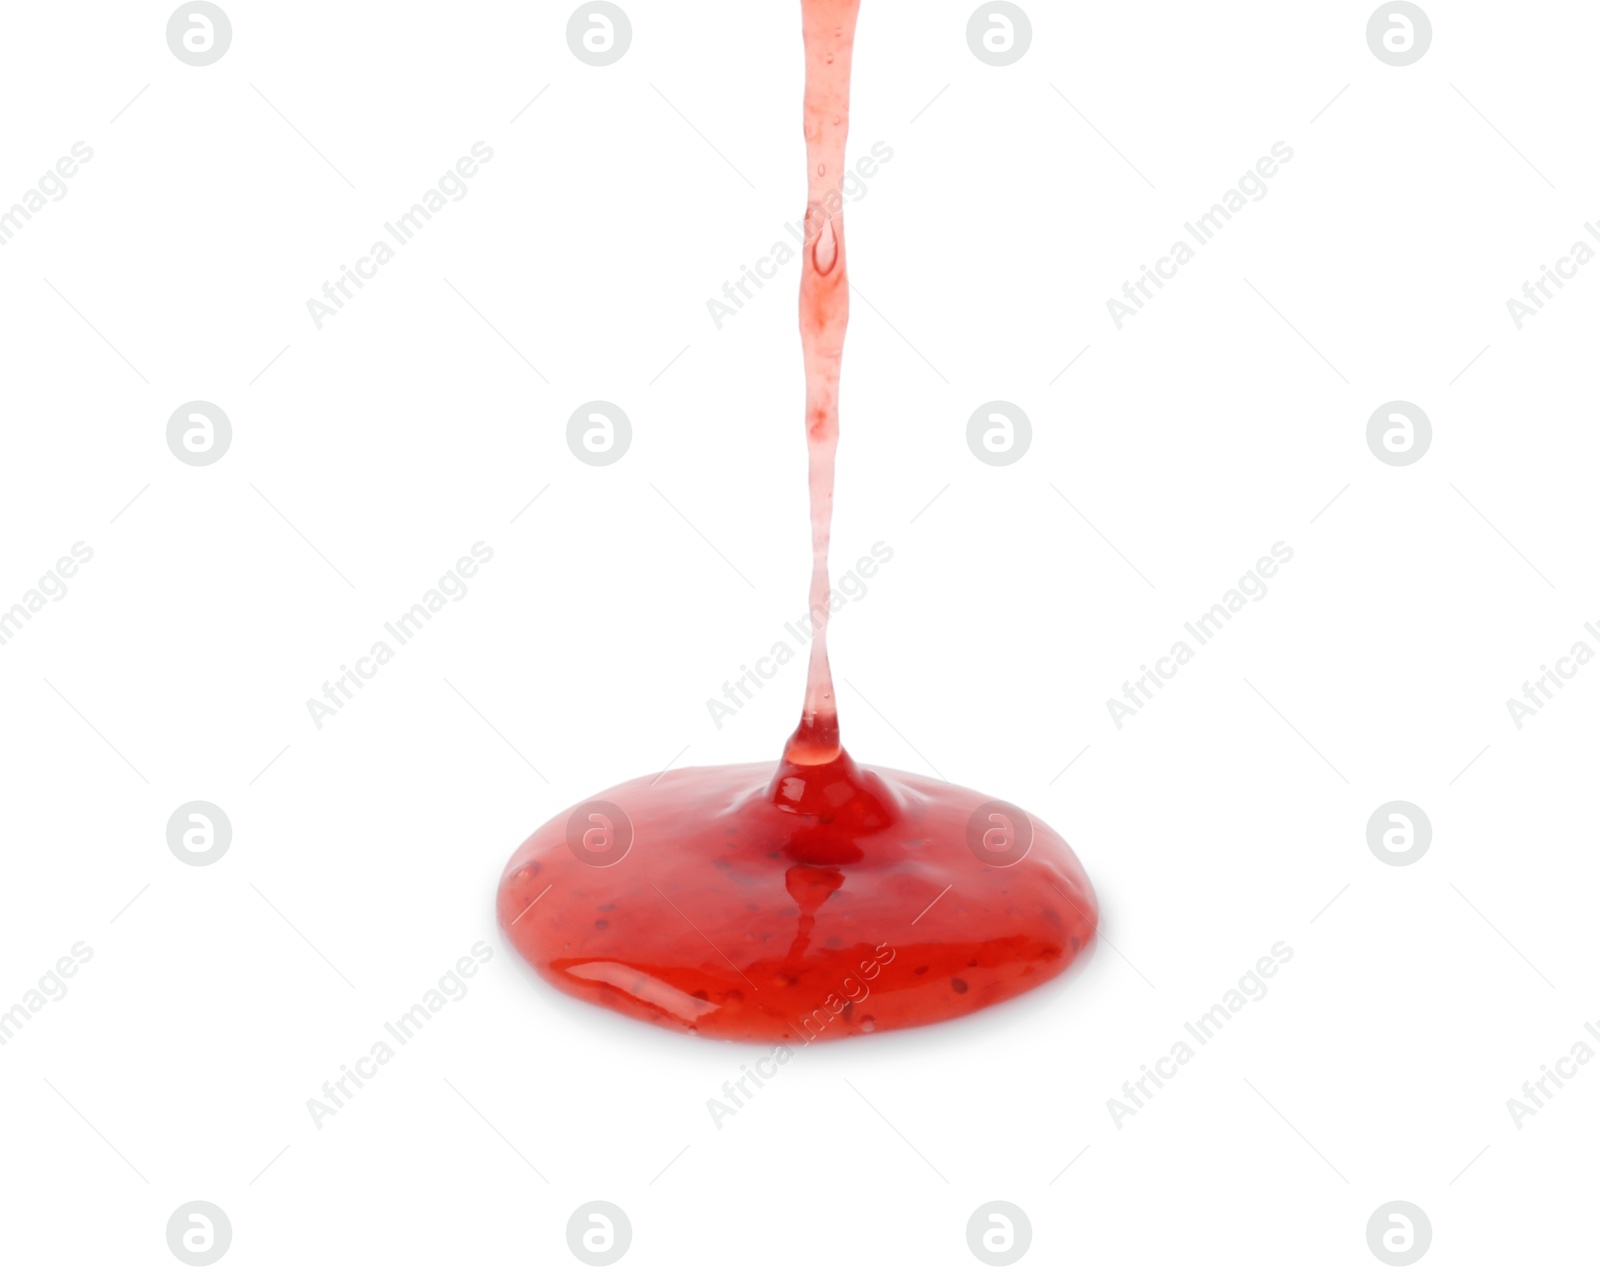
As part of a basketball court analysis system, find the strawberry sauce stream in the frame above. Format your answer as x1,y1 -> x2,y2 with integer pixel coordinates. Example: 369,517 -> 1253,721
496,0 -> 1098,1044
784,0 -> 859,766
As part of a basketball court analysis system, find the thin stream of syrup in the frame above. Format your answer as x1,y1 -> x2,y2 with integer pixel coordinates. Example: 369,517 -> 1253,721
497,0 -> 1098,1043
785,0 -> 859,766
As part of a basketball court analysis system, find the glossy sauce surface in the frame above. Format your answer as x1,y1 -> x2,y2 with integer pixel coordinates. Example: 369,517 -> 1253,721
497,751 -> 1097,1042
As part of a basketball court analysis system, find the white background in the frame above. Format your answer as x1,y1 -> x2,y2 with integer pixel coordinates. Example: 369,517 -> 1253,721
1,1 -> 1596,1265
